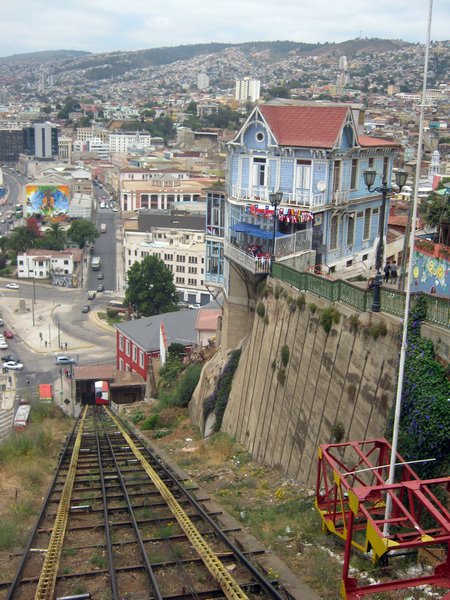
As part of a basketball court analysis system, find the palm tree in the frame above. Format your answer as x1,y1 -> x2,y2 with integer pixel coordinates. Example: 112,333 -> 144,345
423,189 -> 450,246
47,223 -> 67,250
7,226 -> 35,254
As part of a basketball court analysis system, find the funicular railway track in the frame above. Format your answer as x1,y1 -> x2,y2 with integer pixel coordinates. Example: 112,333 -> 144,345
2,407 -> 288,600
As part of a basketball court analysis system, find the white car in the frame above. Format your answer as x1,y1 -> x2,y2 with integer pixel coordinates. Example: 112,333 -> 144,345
5,283 -> 19,289
3,360 -> 23,370
112,207 -> 118,212
0,342 -> 9,349
55,355 -> 77,365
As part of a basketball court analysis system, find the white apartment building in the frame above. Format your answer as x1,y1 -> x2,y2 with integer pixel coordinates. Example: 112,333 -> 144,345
235,78 -> 261,103
197,73 -> 209,90
17,249 -> 83,286
58,136 -> 72,162
86,137 -> 110,160
123,212 -> 211,305
109,131 -> 155,154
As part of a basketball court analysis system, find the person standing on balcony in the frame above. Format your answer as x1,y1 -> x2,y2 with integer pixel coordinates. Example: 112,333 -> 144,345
390,260 -> 398,284
383,261 -> 391,283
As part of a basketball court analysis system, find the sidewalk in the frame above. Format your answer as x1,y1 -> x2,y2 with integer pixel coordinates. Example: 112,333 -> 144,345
0,294 -> 115,414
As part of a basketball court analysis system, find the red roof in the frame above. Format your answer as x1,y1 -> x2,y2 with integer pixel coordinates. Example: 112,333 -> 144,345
358,134 -> 400,147
259,105 -> 349,148
257,105 -> 401,149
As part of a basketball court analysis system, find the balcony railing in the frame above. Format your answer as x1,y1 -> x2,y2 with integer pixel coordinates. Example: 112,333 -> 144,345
230,185 -> 327,208
331,190 -> 350,205
224,229 -> 313,275
273,263 -> 450,330
223,241 -> 271,274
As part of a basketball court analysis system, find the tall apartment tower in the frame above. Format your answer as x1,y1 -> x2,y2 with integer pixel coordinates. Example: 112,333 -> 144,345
235,78 -> 261,103
197,73 -> 209,90
24,122 -> 59,158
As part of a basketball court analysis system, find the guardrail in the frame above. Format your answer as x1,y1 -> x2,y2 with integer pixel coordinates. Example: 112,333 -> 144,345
272,264 -> 450,329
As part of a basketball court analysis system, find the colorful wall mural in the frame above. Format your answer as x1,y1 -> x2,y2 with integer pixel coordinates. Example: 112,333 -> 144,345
411,249 -> 449,297
25,185 -> 70,220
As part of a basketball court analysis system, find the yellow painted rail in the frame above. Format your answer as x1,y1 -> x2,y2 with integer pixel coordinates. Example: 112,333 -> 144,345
107,408 -> 249,600
35,407 -> 88,600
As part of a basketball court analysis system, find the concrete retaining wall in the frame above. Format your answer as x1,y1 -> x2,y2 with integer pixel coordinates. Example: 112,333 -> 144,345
220,286 -> 400,486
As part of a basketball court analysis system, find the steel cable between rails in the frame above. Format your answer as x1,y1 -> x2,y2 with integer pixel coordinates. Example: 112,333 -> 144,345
111,409 -> 285,600
98,410 -> 164,600
106,408 -> 249,600
94,407 -> 120,600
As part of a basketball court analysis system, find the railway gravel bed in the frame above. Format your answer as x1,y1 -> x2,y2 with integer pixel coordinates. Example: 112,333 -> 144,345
1,406 -> 293,600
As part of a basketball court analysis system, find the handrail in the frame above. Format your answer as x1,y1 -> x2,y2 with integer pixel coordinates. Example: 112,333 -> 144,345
272,264 -> 450,329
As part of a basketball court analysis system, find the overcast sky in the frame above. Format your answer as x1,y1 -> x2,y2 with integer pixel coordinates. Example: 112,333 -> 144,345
2,0 -> 449,57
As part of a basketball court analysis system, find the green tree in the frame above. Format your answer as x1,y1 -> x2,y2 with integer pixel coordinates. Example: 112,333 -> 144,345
42,105 -> 52,114
125,255 -> 178,317
36,223 -> 67,250
68,219 -> 99,248
265,85 -> 291,100
186,101 -> 197,114
147,116 -> 175,142
7,226 -> 36,253
47,223 -> 67,249
422,180 -> 450,245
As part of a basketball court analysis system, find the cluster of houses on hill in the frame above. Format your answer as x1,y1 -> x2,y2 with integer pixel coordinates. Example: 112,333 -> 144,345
9,100 -> 449,392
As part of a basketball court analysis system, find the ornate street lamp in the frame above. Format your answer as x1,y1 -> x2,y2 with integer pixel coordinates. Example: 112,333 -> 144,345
363,168 -> 408,312
269,191 -> 283,275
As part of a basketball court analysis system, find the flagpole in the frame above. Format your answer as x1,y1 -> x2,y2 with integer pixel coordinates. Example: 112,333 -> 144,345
382,0 -> 433,537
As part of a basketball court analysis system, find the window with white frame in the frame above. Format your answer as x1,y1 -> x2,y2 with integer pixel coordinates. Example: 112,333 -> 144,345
132,345 -> 137,362
347,215 -> 355,246
330,215 -> 339,250
363,208 -> 371,240
139,350 -> 144,368
332,161 -> 341,193
119,335 -> 124,351
125,339 -> 130,356
295,160 -> 311,191
252,158 -> 267,187
350,159 -> 359,189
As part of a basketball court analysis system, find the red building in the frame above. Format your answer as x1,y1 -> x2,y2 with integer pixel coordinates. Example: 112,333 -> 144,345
115,310 -> 199,379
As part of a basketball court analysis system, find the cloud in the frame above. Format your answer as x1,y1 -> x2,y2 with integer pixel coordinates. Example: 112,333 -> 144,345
1,0 -> 448,56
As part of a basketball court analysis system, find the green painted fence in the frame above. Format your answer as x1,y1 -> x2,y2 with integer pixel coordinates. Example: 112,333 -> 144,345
272,264 -> 450,329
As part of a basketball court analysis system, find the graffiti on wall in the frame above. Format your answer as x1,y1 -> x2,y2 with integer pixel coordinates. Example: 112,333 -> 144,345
411,250 -> 449,297
25,185 -> 69,220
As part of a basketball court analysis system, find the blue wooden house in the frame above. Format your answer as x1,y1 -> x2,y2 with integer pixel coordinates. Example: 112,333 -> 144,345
222,103 -> 400,282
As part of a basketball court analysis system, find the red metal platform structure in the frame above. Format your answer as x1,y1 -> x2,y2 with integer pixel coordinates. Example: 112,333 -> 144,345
315,438 -> 450,599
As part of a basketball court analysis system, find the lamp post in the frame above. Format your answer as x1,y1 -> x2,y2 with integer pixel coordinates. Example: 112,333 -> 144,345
269,191 -> 283,275
363,168 -> 408,312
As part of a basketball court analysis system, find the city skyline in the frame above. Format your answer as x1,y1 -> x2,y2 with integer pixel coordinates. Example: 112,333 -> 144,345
1,0 -> 449,58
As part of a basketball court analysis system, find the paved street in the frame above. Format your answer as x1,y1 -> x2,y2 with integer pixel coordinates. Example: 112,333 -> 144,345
0,290 -> 115,412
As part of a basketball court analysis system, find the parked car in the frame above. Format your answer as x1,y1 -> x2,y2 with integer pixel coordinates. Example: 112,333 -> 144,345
3,330 -> 13,338
2,354 -> 17,362
97,284 -> 104,292
97,272 -> 104,280
55,356 -> 76,365
81,304 -> 90,313
87,291 -> 96,300
3,360 -> 23,370
0,341 -> 8,349
5,283 -> 19,289
0,319 -> 4,327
